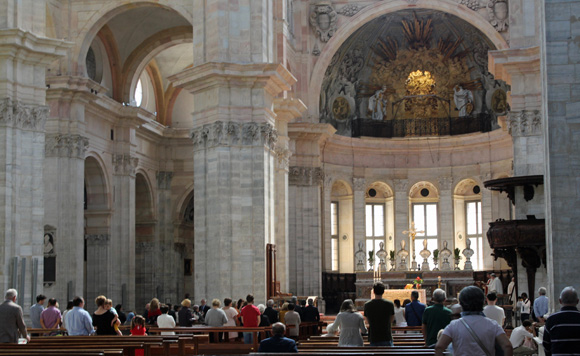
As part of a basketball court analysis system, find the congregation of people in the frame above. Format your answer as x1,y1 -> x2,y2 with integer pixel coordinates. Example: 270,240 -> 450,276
1,283 -> 580,356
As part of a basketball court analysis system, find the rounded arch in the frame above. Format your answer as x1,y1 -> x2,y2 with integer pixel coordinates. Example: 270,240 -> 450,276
175,183 -> 194,222
84,153 -> 110,210
135,172 -> 155,222
409,181 -> 439,200
307,0 -> 509,119
366,181 -> 393,199
331,179 -> 353,197
75,1 -> 193,77
454,178 -> 482,197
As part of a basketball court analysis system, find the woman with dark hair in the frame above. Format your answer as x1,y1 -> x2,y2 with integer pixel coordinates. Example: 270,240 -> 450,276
92,295 -> 119,335
333,299 -> 367,346
435,286 -> 513,356
393,299 -> 406,327
520,293 -> 531,323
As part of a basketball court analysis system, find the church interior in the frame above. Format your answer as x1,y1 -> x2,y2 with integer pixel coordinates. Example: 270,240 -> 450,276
0,0 -> 578,321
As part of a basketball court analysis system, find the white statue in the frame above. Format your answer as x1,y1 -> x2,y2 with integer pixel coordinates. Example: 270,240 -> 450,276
368,86 -> 388,120
453,85 -> 474,117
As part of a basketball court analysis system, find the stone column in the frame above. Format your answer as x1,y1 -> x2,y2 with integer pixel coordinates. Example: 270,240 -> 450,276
0,2 -> 70,303
111,153 -> 137,310
352,178 -> 366,271
540,0 -> 580,311
273,97 -> 306,293
438,177 -> 454,262
480,173 -> 496,270
393,179 -> 409,270
44,133 -> 88,302
322,175 -> 333,272
85,234 -> 110,313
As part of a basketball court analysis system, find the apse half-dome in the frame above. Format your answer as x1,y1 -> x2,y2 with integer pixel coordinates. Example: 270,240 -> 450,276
320,9 -> 510,137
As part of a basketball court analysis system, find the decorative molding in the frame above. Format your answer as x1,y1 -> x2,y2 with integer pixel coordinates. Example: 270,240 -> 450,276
309,2 -> 337,43
112,154 -> 139,176
289,166 -> 324,186
0,98 -> 49,130
337,4 -> 365,17
274,147 -> 292,171
190,121 -> 277,151
45,134 -> 89,158
352,177 -> 366,191
156,171 -> 174,190
507,110 -> 542,137
487,0 -> 509,32
85,234 -> 110,244
460,0 -> 481,11
393,179 -> 409,192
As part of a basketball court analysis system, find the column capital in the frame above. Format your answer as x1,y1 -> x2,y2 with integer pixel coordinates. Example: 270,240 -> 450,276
289,166 -> 324,186
189,121 -> 278,151
0,98 -> 49,130
352,177 -> 366,191
507,110 -> 542,137
45,134 -> 89,159
112,154 -> 139,176
85,234 -> 110,245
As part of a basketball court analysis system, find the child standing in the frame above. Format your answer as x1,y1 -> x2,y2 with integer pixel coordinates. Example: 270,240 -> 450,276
130,315 -> 147,356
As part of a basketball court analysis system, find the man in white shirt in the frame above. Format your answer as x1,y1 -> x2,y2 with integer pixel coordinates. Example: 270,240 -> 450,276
483,292 -> 505,327
156,304 -> 176,335
510,320 -> 535,354
488,273 -> 503,294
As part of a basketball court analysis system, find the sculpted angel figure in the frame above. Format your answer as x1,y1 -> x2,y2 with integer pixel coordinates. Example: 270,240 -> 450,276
453,85 -> 474,117
368,85 -> 388,121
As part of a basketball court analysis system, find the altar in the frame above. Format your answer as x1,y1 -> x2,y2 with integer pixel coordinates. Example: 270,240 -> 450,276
354,270 -> 474,309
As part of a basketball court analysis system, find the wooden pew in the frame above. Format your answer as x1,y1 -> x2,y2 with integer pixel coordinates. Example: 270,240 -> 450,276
0,350 -> 121,356
0,343 -> 148,356
26,336 -> 167,356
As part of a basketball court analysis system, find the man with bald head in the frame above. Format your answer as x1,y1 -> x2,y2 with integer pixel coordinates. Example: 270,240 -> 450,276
422,289 -> 451,347
543,286 -> 580,356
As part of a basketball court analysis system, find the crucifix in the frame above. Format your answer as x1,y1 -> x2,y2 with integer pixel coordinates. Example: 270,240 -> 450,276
403,221 -> 424,271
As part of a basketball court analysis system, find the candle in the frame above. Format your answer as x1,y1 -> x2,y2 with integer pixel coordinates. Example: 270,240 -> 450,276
438,275 -> 441,281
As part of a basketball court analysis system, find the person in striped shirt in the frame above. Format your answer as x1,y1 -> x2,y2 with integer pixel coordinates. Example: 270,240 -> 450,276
543,286 -> 580,356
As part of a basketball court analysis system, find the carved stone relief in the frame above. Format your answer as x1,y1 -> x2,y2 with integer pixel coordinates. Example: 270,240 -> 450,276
45,134 -> 89,158
507,110 -> 542,137
289,167 -> 324,186
487,0 -> 509,32
337,4 -> 366,17
85,234 -> 110,245
309,3 -> 337,43
460,0 -> 481,11
274,147 -> 292,171
0,98 -> 49,130
190,121 -> 277,151
112,154 -> 139,176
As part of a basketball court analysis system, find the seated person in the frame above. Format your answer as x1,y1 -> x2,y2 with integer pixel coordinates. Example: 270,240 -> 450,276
510,320 -> 536,354
258,323 -> 298,353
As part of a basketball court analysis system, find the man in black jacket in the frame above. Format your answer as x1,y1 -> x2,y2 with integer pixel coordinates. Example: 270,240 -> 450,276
263,299 -> 279,324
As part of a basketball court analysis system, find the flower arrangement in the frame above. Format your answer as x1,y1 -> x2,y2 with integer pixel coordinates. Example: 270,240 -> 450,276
413,276 -> 423,286
389,250 -> 395,261
454,248 -> 462,261
368,250 -> 375,263
404,284 -> 414,289
432,249 -> 439,262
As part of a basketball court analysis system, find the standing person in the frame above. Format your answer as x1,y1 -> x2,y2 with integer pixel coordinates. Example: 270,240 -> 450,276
404,290 -> 426,327
30,294 -> 46,329
333,299 -> 367,346
520,293 -> 531,323
258,323 -> 298,353
291,297 -> 303,319
222,298 -> 239,342
364,282 -> 395,346
483,292 -> 506,327
199,299 -> 210,317
488,273 -> 503,294
263,299 -> 279,324
148,298 -> 162,325
507,277 -> 516,304
65,297 -> 94,336
156,304 -> 176,335
115,304 -> 127,325
279,302 -> 289,324
61,300 -> 74,330
178,299 -> 195,327
240,294 -> 261,344
534,287 -> 549,323
92,295 -> 119,335
257,304 -> 271,327
543,286 -> 580,356
422,289 -> 451,347
205,299 -> 228,342
167,304 -> 177,322
130,316 -> 147,356
393,299 -> 406,327
40,298 -> 62,334
283,304 -> 301,338
0,289 -> 29,343
302,298 -> 320,322
434,286 -> 513,356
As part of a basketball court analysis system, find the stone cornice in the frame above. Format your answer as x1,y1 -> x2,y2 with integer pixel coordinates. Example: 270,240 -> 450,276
169,62 -> 296,97
488,46 -> 541,82
0,28 -> 73,65
45,134 -> 89,158
288,123 -> 336,142
46,76 -> 108,102
189,121 -> 277,151
85,234 -> 110,244
273,97 -> 308,124
0,98 -> 49,130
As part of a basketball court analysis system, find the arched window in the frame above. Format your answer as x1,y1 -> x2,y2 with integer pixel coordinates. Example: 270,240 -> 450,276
410,182 -> 439,270
365,182 -> 393,270
135,79 -> 143,107
454,179 -> 483,270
